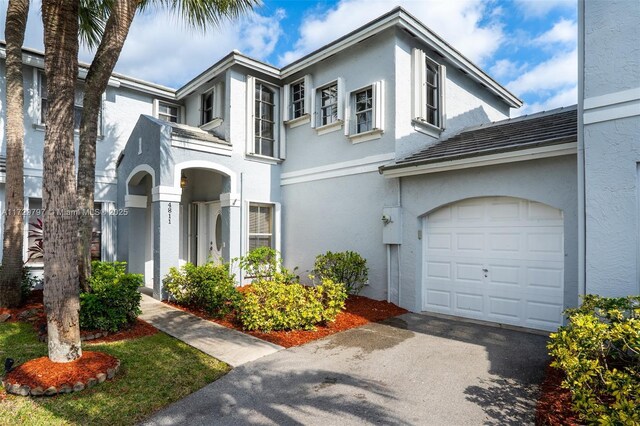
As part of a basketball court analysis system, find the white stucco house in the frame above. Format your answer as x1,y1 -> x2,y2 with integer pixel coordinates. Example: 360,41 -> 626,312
0,3 -> 638,333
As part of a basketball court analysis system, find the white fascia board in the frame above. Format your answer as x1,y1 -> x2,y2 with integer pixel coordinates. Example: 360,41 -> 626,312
396,14 -> 521,108
280,11 -> 521,108
177,53 -> 281,99
0,46 -> 174,98
381,142 -> 577,178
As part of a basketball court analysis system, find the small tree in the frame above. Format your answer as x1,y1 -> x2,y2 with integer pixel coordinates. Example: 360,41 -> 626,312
312,251 -> 369,295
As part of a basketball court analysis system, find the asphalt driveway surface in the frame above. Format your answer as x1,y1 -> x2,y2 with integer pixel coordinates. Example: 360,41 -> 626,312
142,313 -> 549,425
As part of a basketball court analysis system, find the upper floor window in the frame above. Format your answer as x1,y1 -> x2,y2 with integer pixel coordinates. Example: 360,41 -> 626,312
290,80 -> 305,119
201,89 -> 214,124
425,59 -> 439,127
156,100 -> 181,123
347,81 -> 384,142
320,83 -> 338,126
254,82 -> 275,157
412,48 -> 446,133
354,87 -> 373,133
38,70 -> 101,133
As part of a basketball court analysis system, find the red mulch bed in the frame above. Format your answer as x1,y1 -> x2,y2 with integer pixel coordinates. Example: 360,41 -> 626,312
535,363 -> 581,426
3,351 -> 118,390
84,319 -> 158,343
0,290 -> 157,343
166,294 -> 408,348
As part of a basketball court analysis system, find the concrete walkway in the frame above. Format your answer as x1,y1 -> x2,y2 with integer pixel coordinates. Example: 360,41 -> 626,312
139,294 -> 283,367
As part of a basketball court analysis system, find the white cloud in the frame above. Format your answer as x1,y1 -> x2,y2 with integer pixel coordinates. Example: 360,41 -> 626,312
534,18 -> 577,45
515,0 -> 576,19
506,48 -> 577,96
279,0 -> 504,67
515,84 -> 577,116
489,58 -> 526,80
0,2 -> 285,87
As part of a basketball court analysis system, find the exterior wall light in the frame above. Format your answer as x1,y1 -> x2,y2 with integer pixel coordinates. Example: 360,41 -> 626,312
180,173 -> 188,189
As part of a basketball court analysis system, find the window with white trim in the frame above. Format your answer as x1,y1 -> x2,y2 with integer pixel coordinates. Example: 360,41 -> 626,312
319,82 -> 338,126
248,203 -> 273,250
412,49 -> 446,131
347,81 -> 384,139
290,80 -> 305,119
354,87 -> 373,133
38,70 -> 102,133
201,89 -> 214,124
254,82 -> 275,157
157,101 -> 181,123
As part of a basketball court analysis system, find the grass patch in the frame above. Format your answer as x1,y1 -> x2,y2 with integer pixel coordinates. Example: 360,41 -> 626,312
0,322 -> 230,426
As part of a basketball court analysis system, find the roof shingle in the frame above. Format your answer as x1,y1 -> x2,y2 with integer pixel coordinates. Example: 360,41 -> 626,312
383,105 -> 577,172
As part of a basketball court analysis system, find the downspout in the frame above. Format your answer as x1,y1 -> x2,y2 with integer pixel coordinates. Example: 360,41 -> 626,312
577,0 -> 587,299
239,172 -> 244,284
397,178 -> 402,307
387,245 -> 391,303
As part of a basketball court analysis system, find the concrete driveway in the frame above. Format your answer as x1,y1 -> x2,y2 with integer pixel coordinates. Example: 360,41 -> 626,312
142,313 -> 549,425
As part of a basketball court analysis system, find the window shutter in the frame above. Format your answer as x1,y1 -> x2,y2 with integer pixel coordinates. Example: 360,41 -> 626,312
283,83 -> 290,121
412,48 -> 426,120
439,64 -> 447,129
344,89 -> 351,136
337,77 -> 345,120
310,86 -> 317,128
279,87 -> 287,159
214,82 -> 224,118
374,80 -> 385,131
303,74 -> 313,115
245,75 -> 255,154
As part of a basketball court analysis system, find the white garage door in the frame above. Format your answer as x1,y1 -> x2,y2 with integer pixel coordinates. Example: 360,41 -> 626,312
423,197 -> 564,331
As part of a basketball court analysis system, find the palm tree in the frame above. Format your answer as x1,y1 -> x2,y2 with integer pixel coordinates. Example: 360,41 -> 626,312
41,0 -> 83,362
76,0 -> 258,290
39,0 -> 257,362
0,0 -> 29,309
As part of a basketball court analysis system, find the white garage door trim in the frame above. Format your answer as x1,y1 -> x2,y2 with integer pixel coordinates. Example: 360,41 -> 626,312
422,197 -> 564,331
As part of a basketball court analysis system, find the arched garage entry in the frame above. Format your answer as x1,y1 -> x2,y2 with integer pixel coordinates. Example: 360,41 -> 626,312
422,196 -> 564,331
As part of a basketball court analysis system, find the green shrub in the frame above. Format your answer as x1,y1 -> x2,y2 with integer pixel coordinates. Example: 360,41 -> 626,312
163,262 -> 239,317
235,247 -> 298,283
312,251 -> 368,294
79,261 -> 143,332
237,277 -> 347,332
548,295 -> 640,425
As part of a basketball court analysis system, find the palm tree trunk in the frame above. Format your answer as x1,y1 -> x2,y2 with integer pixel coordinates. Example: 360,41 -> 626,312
41,0 -> 82,363
0,0 -> 29,309
77,0 -> 139,292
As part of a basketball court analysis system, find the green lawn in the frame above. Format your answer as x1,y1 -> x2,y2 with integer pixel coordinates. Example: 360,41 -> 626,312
0,322 -> 230,426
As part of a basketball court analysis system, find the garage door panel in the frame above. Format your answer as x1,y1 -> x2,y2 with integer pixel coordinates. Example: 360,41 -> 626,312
455,293 -> 484,314
425,289 -> 451,310
456,233 -> 485,251
426,261 -> 451,279
424,197 -> 564,331
488,296 -> 522,319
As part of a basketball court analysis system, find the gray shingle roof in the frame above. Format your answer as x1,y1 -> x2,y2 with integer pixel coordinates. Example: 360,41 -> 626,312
165,121 -> 230,145
382,105 -> 577,172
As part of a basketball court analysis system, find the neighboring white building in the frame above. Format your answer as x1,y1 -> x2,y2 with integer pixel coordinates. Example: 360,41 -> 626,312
0,5 -> 637,332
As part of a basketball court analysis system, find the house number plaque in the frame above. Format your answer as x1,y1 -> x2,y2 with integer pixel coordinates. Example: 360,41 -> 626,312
168,202 -> 172,224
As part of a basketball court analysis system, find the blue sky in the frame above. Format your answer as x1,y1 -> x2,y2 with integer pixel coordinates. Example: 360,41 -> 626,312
1,0 -> 578,116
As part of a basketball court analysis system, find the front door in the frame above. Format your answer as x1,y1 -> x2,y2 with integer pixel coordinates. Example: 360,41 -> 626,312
190,201 -> 223,265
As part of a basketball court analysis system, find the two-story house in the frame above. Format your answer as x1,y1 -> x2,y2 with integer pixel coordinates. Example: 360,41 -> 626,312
1,5 -> 637,333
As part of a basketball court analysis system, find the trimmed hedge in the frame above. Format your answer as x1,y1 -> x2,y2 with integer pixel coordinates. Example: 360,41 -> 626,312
163,262 -> 240,317
548,295 -> 640,425
237,276 -> 347,332
80,261 -> 143,332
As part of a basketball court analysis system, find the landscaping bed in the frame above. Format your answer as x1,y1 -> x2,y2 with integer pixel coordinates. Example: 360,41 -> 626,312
167,294 -> 408,348
535,363 -> 580,426
0,322 -> 229,425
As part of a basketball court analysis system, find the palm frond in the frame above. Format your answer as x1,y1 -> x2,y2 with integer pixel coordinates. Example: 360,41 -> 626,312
140,0 -> 260,30
79,0 -> 113,49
